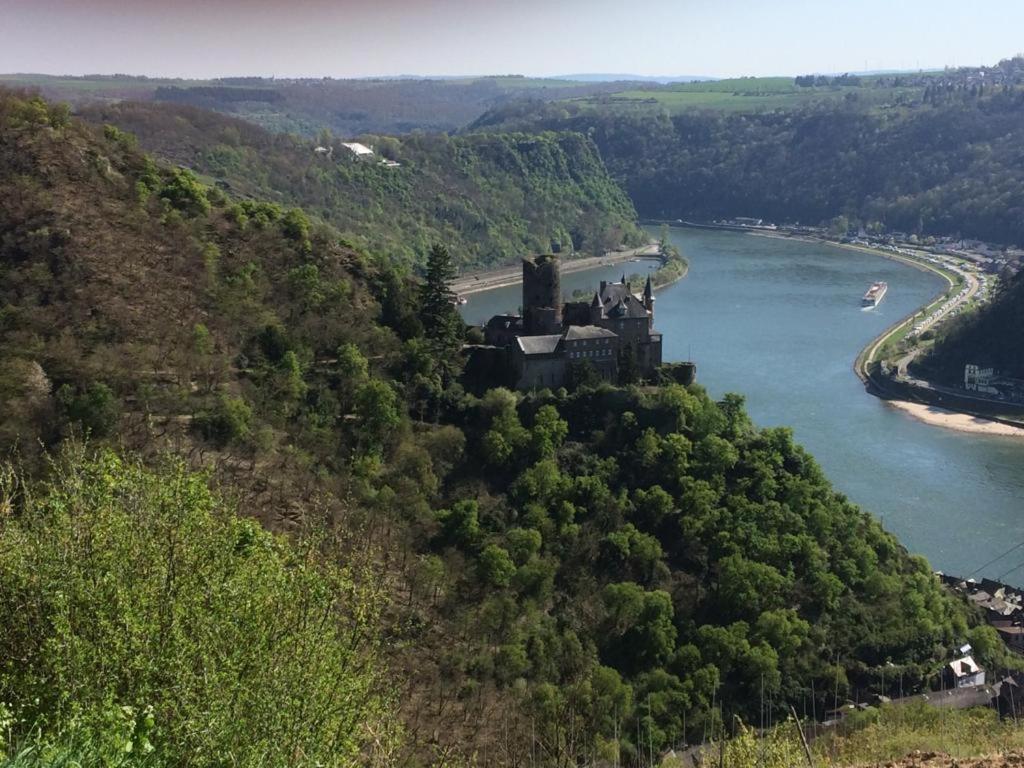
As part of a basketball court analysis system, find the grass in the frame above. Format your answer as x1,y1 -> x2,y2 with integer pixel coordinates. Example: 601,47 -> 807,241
678,704 -> 1024,768
566,75 -> 926,114
816,703 -> 1024,766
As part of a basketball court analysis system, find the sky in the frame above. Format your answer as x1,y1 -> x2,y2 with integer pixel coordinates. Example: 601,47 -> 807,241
1,0 -> 1022,80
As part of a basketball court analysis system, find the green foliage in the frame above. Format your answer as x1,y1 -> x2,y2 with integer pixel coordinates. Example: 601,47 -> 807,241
0,89 -> 986,767
193,394 -> 253,447
0,450 -> 385,767
478,544 -> 517,587
56,382 -> 120,438
418,244 -> 463,375
159,168 -> 210,216
916,271 -> 1024,383
600,582 -> 677,674
480,87 -> 1024,246
352,379 -> 401,455
82,101 -> 644,269
281,208 -> 312,253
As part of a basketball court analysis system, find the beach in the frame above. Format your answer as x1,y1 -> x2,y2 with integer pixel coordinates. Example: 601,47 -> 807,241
887,400 -> 1024,437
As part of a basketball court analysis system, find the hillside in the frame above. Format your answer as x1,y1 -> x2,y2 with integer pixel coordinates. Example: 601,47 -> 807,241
78,100 -> 642,270
0,73 -> 650,136
0,90 -> 1001,767
914,271 -> 1024,385
472,75 -> 1024,247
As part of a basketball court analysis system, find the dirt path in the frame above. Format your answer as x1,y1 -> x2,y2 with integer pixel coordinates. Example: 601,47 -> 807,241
452,243 -> 661,297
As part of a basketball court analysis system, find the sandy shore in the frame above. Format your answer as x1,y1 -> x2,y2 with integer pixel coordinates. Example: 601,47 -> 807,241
887,400 -> 1024,437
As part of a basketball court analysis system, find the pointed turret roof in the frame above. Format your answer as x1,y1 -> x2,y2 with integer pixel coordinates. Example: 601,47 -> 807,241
590,292 -> 602,308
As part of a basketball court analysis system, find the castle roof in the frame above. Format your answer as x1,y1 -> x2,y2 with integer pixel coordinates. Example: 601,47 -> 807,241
563,325 -> 617,341
516,334 -> 562,356
485,314 -> 522,330
596,280 -> 649,319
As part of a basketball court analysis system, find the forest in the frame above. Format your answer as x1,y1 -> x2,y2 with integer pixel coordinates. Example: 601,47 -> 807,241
472,83 -> 1024,247
79,100 -> 642,271
0,89 -> 1006,767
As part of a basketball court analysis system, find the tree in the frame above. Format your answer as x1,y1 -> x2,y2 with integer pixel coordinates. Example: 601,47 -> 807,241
478,544 -> 517,588
159,168 -> 211,216
352,379 -> 401,456
418,244 -> 463,377
618,344 -> 640,385
56,382 -> 120,438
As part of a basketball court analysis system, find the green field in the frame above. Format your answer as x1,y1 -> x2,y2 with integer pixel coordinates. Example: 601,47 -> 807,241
568,75 -> 927,114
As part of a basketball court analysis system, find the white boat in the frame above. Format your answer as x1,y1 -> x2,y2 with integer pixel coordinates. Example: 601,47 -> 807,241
862,281 -> 888,308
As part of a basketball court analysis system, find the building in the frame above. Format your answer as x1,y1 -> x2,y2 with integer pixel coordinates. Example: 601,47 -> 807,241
341,142 -> 375,160
965,364 -> 997,394
945,654 -> 986,689
482,255 -> 664,390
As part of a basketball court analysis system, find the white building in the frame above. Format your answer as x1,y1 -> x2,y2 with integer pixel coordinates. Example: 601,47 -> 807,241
946,655 -> 986,689
341,142 -> 375,159
965,364 -> 998,394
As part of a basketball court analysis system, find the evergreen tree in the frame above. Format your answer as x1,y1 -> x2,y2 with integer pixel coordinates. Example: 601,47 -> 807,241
419,244 -> 464,378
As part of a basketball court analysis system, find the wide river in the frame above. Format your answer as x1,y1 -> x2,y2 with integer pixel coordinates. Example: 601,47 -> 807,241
461,228 -> 1024,579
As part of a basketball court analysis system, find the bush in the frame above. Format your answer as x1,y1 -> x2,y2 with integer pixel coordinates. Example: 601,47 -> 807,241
193,394 -> 253,447
56,381 -> 120,438
0,450 -> 387,767
159,168 -> 211,216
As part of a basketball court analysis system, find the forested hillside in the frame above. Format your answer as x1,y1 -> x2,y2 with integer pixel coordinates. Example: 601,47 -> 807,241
915,270 -> 1024,384
0,90 -> 999,767
0,73 -> 643,136
78,100 -> 641,270
472,84 -> 1024,246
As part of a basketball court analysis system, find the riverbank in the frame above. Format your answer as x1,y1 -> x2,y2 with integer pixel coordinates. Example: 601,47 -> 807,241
886,401 -> 1024,437
799,235 -> 1019,437
452,243 -> 661,296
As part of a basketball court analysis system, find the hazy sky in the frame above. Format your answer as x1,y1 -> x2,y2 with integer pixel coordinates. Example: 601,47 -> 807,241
2,0 -> 1022,79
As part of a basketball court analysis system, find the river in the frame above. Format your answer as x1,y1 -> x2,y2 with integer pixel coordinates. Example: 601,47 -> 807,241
460,228 -> 1024,579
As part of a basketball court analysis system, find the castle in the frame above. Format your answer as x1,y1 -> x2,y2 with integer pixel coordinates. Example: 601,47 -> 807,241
482,255 -> 663,390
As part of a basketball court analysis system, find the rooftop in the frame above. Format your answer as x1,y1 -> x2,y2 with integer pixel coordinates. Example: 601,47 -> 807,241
517,334 -> 562,356
563,325 -> 618,341
948,656 -> 982,677
341,142 -> 374,157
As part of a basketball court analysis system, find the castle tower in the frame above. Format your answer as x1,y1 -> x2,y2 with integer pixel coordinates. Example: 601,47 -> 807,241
589,291 -> 604,324
643,275 -> 655,327
522,255 -> 562,335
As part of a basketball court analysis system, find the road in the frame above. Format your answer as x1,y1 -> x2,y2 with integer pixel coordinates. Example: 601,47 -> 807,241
451,243 -> 661,297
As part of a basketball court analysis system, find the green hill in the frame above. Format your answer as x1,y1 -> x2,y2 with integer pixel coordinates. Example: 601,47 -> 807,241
472,76 -> 1024,247
78,100 -> 642,270
0,89 -> 998,767
915,271 -> 1024,385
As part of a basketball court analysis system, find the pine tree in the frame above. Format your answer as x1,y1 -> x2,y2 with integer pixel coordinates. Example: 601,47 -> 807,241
419,244 -> 464,379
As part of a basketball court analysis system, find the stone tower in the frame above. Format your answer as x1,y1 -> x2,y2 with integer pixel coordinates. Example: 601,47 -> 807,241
643,275 -> 655,327
522,255 -> 562,335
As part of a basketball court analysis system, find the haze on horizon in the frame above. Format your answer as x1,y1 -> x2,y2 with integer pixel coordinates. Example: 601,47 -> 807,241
1,0 -> 1022,80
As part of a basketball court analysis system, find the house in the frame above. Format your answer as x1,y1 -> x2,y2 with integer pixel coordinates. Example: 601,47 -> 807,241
341,142 -> 375,160
945,655 -> 986,689
993,622 -> 1024,653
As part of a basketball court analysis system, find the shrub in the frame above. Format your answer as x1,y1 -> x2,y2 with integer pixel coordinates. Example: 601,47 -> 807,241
0,450 -> 387,767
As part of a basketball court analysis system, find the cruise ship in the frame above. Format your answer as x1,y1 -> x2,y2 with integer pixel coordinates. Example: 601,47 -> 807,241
862,281 -> 888,308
